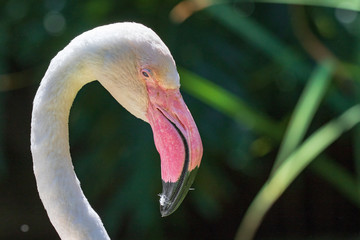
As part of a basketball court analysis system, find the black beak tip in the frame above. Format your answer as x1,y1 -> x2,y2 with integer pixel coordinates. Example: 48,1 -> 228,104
159,193 -> 173,217
159,181 -> 182,217
159,168 -> 199,217
160,205 -> 171,217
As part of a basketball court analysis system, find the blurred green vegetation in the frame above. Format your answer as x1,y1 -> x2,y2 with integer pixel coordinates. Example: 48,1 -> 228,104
1,0 -> 360,239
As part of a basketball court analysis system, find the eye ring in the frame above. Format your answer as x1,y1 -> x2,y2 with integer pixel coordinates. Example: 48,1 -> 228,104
142,71 -> 149,78
141,69 -> 151,78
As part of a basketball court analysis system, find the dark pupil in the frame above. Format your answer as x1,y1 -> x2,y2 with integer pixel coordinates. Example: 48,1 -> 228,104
142,71 -> 149,77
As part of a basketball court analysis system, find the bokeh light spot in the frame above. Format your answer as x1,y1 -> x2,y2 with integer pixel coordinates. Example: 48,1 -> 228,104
335,5 -> 358,24
20,224 -> 29,233
43,11 -> 66,36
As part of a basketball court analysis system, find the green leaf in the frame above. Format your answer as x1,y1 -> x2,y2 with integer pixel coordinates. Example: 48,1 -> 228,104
272,61 -> 334,173
256,0 -> 360,11
205,4 -> 309,77
235,104 -> 360,240
179,67 -> 283,139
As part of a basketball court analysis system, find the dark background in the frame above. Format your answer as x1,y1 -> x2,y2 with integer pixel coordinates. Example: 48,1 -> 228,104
1,0 -> 360,239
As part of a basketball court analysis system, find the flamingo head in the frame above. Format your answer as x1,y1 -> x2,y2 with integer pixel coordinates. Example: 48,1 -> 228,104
97,23 -> 203,216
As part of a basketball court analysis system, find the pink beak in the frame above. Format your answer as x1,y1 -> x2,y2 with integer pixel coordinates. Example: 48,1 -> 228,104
146,81 -> 203,216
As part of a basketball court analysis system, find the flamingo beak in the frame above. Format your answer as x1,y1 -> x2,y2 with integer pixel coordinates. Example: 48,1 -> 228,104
146,81 -> 203,217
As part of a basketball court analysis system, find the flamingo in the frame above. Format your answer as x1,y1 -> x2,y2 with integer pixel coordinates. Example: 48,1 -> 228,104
30,22 -> 203,240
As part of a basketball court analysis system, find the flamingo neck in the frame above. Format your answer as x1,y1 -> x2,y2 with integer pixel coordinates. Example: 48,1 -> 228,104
31,50 -> 110,240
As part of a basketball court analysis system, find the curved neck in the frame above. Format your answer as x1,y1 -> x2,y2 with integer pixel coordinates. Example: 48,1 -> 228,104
31,50 -> 110,240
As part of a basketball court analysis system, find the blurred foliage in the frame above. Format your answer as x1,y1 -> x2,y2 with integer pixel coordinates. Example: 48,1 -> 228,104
1,0 -> 360,240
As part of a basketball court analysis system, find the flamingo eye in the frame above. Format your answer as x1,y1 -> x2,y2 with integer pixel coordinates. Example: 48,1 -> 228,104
141,69 -> 151,78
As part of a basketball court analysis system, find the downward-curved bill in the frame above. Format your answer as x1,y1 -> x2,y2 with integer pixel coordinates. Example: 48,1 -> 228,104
146,82 -> 203,217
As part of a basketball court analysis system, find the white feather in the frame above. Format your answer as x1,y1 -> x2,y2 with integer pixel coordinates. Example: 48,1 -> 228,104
31,22 -> 179,240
